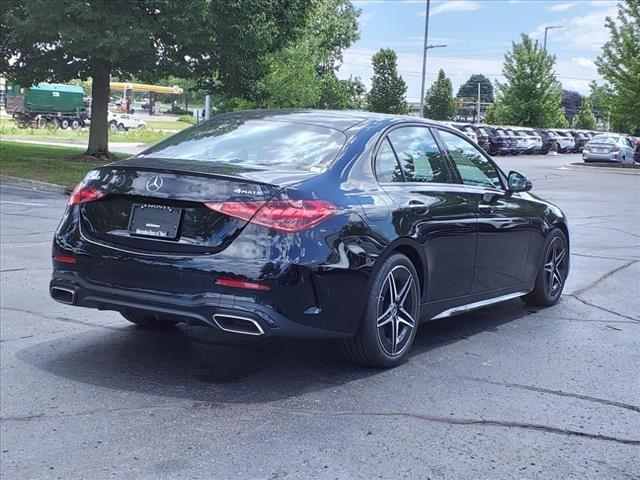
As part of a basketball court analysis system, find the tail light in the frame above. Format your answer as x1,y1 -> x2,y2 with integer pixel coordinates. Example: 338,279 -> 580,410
53,254 -> 77,264
215,277 -> 270,291
68,183 -> 106,206
610,147 -> 620,153
205,199 -> 337,233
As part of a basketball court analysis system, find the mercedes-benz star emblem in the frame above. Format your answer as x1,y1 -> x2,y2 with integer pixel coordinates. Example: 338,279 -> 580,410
146,176 -> 163,192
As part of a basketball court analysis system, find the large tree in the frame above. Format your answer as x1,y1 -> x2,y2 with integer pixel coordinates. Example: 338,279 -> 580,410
595,0 -> 640,133
492,34 -> 566,127
573,99 -> 597,130
367,48 -> 408,114
456,74 -> 494,103
561,90 -> 584,124
0,0 -> 310,158
423,69 -> 456,120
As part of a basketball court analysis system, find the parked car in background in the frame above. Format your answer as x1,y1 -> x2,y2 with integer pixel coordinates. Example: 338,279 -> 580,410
462,125 -> 491,153
108,112 -> 147,131
583,134 -> 636,164
535,129 -> 558,154
445,122 -> 478,144
505,129 -> 528,154
634,137 -> 640,163
517,129 -> 543,154
486,126 -> 518,155
568,130 -> 590,152
551,130 -> 576,153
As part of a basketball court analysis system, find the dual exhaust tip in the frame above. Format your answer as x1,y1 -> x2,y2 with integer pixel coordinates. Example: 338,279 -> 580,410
51,286 -> 265,337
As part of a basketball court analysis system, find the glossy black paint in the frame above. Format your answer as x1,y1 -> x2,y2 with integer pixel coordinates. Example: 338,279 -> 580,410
51,110 -> 569,338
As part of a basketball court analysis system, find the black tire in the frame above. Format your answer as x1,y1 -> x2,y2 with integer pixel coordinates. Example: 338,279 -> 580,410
522,228 -> 569,307
59,118 -> 70,129
339,253 -> 421,368
70,118 -> 81,130
118,123 -> 126,131
121,312 -> 179,328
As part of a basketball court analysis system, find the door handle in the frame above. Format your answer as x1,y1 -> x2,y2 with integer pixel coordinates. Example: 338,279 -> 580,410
407,200 -> 429,214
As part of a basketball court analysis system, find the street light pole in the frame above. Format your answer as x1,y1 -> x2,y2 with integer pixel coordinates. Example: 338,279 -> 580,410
419,0 -> 431,118
543,25 -> 564,51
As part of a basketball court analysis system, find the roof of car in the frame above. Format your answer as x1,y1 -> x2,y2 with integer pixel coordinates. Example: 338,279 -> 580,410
210,109 -> 442,133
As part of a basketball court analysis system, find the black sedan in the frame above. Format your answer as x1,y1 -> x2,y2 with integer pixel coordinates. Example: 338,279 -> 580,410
50,110 -> 570,367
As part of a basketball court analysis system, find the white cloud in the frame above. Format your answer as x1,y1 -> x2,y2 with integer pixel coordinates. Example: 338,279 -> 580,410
530,5 -> 616,52
549,3 -> 576,12
571,57 -> 596,69
420,0 -> 482,16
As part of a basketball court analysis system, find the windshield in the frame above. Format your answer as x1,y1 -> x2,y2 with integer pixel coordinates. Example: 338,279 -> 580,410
138,115 -> 347,171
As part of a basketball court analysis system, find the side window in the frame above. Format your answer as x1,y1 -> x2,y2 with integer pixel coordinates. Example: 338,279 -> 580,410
375,138 -> 404,183
438,130 -> 502,189
387,127 -> 452,183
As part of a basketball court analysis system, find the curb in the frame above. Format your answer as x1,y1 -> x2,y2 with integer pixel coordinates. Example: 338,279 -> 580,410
0,175 -> 70,195
560,164 -> 640,175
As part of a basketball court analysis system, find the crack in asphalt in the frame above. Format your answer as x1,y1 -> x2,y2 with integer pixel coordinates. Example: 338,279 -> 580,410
2,401 -> 638,446
566,295 -> 640,323
461,377 -> 640,413
572,260 -> 638,297
571,252 -> 638,262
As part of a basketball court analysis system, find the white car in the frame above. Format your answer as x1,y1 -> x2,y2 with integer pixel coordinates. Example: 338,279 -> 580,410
438,122 -> 478,143
108,112 -> 147,131
552,130 -> 576,153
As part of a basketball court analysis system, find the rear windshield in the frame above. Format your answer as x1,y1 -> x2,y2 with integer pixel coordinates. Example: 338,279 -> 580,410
496,129 -> 506,135
138,116 -> 347,171
478,128 -> 488,135
590,135 -> 619,144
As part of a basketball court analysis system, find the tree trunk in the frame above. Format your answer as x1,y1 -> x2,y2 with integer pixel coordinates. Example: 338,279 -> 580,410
86,69 -> 113,159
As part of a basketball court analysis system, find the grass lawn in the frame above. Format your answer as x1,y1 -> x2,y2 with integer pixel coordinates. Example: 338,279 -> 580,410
0,141 -> 129,188
145,119 -> 191,131
0,123 -> 171,145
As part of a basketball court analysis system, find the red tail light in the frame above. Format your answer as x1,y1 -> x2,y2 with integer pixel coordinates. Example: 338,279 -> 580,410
215,277 -> 270,291
68,183 -> 106,206
53,254 -> 77,264
610,147 -> 620,153
205,199 -> 337,232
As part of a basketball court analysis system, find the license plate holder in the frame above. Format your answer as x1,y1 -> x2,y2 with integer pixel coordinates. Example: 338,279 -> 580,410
128,204 -> 182,239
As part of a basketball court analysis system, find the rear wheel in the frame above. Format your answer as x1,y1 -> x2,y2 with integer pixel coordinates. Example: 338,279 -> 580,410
522,228 -> 568,307
340,253 -> 420,368
59,118 -> 70,129
70,118 -> 81,130
118,123 -> 126,131
121,312 -> 179,328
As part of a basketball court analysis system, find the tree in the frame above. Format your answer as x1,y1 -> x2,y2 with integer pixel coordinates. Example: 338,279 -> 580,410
1,0 -> 310,158
561,90 -> 584,123
595,0 -> 640,133
573,99 -> 597,129
456,74 -> 494,103
317,74 -> 366,109
367,49 -> 408,114
423,69 -> 457,120
492,34 -> 566,127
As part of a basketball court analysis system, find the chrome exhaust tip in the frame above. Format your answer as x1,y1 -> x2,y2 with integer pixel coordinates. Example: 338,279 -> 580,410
212,314 -> 265,336
50,286 -> 76,305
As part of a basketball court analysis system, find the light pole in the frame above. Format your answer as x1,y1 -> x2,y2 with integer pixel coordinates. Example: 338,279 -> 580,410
543,25 -> 563,51
418,1 -> 446,118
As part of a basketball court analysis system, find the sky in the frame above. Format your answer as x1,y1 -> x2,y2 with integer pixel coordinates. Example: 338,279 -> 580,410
337,0 -> 619,102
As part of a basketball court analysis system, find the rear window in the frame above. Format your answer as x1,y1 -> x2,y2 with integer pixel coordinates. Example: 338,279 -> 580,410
478,128 -> 488,135
496,129 -> 506,135
138,117 -> 346,171
590,135 -> 619,144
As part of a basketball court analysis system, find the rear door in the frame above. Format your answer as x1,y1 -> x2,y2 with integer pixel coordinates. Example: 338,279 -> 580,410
435,128 -> 532,293
375,125 -> 477,301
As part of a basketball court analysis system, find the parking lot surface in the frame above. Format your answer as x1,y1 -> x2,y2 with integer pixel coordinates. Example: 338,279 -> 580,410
1,153 -> 639,479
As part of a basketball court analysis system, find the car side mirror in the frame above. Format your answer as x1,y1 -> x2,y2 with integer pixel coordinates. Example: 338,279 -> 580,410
507,171 -> 532,192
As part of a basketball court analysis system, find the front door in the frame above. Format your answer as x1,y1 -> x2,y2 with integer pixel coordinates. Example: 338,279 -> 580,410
436,129 -> 532,294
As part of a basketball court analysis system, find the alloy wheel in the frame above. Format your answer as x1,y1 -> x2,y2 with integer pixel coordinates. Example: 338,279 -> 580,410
544,237 -> 567,297
376,265 -> 418,357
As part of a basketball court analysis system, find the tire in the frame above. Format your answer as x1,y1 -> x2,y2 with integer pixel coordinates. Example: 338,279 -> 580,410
109,121 -> 118,132
522,228 -> 569,307
70,118 -> 81,130
36,117 -> 48,129
339,253 -> 421,368
121,312 -> 179,328
118,123 -> 126,131
59,118 -> 70,129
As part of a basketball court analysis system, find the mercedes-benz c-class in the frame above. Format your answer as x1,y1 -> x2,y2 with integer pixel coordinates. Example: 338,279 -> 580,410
50,110 -> 569,367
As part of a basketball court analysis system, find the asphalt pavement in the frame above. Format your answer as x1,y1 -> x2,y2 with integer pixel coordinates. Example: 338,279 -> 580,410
1,153 -> 639,479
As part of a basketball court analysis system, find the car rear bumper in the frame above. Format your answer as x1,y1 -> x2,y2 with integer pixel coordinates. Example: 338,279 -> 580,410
50,271 -> 352,339
583,152 -> 621,162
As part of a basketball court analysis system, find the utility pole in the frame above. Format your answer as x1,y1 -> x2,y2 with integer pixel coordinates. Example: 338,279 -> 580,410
476,83 -> 481,123
543,25 -> 564,51
419,0 -> 431,118
204,95 -> 211,121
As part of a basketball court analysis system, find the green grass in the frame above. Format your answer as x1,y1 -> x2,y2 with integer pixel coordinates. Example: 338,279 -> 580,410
0,122 -> 171,145
145,119 -> 190,131
0,141 -> 129,188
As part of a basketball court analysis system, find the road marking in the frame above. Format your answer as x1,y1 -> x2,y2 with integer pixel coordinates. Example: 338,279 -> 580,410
0,200 -> 47,207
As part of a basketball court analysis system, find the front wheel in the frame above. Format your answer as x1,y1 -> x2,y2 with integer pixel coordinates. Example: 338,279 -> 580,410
522,228 -> 569,307
339,253 -> 421,368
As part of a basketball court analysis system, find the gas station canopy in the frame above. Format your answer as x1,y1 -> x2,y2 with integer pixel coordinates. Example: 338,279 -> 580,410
109,82 -> 183,94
